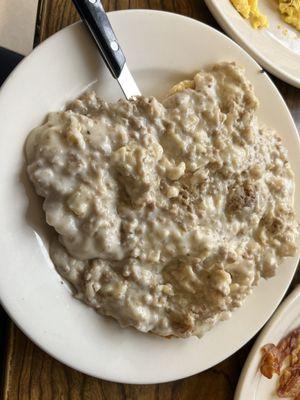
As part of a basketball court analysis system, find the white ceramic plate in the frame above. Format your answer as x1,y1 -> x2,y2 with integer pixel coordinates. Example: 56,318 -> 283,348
204,0 -> 300,88
235,285 -> 300,399
0,10 -> 299,384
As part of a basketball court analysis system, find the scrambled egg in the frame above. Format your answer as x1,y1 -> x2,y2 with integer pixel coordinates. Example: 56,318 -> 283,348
230,0 -> 268,28
231,0 -> 300,30
279,0 -> 300,30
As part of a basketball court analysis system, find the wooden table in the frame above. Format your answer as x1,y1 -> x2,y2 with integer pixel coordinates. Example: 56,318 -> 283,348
2,1 -> 300,399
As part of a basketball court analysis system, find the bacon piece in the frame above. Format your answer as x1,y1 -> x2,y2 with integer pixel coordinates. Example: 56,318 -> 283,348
277,366 -> 300,398
260,343 -> 282,378
259,327 -> 300,399
260,326 -> 300,399
290,340 -> 300,368
277,327 -> 300,361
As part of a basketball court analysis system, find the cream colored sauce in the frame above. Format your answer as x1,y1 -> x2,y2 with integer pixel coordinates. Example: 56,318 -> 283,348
26,63 -> 298,338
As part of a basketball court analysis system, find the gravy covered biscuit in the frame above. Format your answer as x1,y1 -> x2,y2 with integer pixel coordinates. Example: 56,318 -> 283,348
26,63 -> 298,338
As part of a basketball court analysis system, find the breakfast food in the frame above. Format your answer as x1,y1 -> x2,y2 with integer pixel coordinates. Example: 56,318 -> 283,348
26,62 -> 298,338
230,0 -> 268,28
279,0 -> 300,31
260,327 -> 300,398
230,0 -> 300,30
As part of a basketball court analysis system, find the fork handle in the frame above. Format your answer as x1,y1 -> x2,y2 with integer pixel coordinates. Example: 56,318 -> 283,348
72,0 -> 126,78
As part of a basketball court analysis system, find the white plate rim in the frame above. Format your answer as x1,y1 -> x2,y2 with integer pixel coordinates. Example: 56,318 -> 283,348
204,0 -> 300,88
0,9 -> 299,384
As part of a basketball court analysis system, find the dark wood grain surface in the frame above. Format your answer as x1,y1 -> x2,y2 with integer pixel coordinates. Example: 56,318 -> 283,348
2,1 -> 300,399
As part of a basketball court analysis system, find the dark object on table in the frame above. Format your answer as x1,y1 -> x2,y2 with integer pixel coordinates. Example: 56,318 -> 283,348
0,47 -> 23,86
